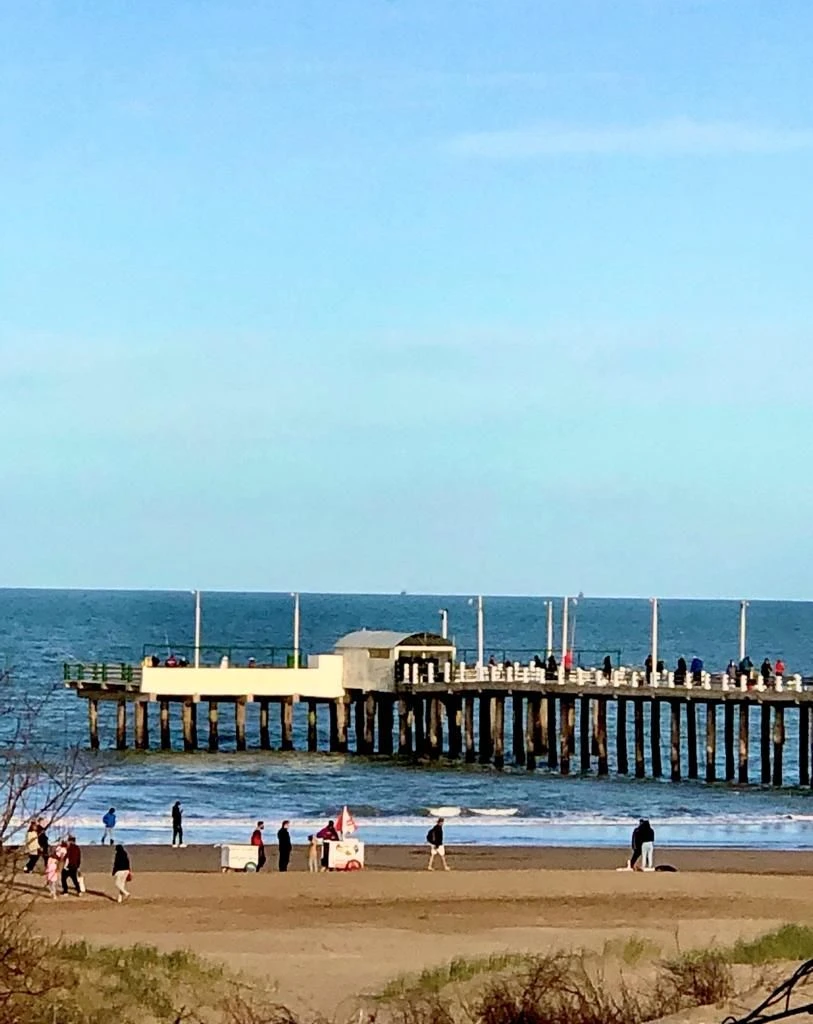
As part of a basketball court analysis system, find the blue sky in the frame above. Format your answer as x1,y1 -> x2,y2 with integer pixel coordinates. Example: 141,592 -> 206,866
2,0 -> 812,597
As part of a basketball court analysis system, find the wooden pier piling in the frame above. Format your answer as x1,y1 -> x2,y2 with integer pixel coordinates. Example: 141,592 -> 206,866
650,700 -> 662,778
773,706 -> 785,787
760,705 -> 771,784
724,702 -> 735,782
493,696 -> 505,770
365,693 -> 377,756
336,698 -> 349,753
546,695 -> 558,770
446,696 -> 461,760
634,700 -> 645,778
464,695 -> 476,763
738,704 -> 750,784
478,696 -> 493,765
134,701 -> 147,751
159,700 -> 171,751
307,700 -> 318,752
235,699 -> 246,752
281,698 -> 294,751
208,701 -> 219,753
260,699 -> 271,750
88,699 -> 99,752
398,698 -> 410,755
670,700 -> 681,782
413,696 -> 425,757
597,699 -> 608,775
560,698 -> 574,776
686,701 -> 698,779
182,700 -> 194,752
706,702 -> 717,783
579,696 -> 590,774
428,697 -> 441,760
513,696 -> 525,767
379,697 -> 394,755
525,696 -> 537,771
116,699 -> 127,751
800,704 -> 810,787
617,698 -> 628,774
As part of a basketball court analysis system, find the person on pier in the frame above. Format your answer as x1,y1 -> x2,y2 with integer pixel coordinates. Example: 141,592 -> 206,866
775,657 -> 786,678
602,656 -> 612,681
645,655 -> 653,685
675,657 -> 687,686
545,654 -> 558,681
690,656 -> 703,685
760,659 -> 773,686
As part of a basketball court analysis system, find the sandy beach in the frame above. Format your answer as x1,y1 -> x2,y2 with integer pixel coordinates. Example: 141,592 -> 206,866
25,846 -> 813,1017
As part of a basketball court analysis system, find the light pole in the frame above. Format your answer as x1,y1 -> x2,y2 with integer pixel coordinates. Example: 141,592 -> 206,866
468,596 -> 484,679
439,608 -> 449,639
650,597 -> 659,684
561,596 -> 569,665
738,600 -> 748,663
292,592 -> 301,669
194,590 -> 202,669
544,600 -> 554,659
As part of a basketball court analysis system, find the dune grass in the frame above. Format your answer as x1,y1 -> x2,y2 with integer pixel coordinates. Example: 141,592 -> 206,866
377,953 -> 538,1000
724,924 -> 813,965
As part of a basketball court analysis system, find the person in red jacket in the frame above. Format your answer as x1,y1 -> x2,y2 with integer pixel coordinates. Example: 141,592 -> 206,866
250,821 -> 266,871
61,836 -> 82,895
316,820 -> 339,871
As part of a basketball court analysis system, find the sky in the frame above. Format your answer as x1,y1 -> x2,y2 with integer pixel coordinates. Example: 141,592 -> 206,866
2,0 -> 812,598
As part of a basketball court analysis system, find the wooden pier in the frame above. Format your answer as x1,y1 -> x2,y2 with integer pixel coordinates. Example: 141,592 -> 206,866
64,662 -> 813,788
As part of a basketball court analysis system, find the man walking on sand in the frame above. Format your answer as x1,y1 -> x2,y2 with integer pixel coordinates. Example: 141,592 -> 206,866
61,836 -> 82,896
277,820 -> 292,873
427,817 -> 449,871
101,807 -> 117,846
171,801 -> 185,847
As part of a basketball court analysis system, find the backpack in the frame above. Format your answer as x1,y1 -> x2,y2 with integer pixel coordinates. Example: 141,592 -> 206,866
426,828 -> 435,844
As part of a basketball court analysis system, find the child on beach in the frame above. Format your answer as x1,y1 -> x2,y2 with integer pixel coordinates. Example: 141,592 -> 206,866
307,835 -> 318,873
45,843 -> 66,899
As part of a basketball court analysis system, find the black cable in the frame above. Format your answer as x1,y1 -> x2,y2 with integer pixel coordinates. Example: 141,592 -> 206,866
722,959 -> 813,1024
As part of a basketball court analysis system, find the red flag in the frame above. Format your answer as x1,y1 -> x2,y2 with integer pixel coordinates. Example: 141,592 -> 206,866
336,805 -> 356,837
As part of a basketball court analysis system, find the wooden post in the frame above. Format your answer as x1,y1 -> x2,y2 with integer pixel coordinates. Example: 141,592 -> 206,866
260,699 -> 271,750
546,695 -> 558,769
378,697 -> 394,755
428,698 -> 441,760
355,697 -> 365,754
650,700 -> 662,778
591,699 -> 600,756
134,701 -> 146,750
634,700 -> 645,778
307,700 -> 318,752
706,702 -> 717,783
686,701 -> 698,780
560,698 -> 574,776
525,695 -> 537,771
281,698 -> 294,752
800,705 -> 810,787
413,696 -> 425,756
738,702 -> 750,784
493,695 -> 505,770
760,703 -> 771,784
334,698 -> 347,753
159,700 -> 171,751
190,701 -> 198,749
512,696 -> 525,767
617,697 -> 628,775
88,698 -> 99,751
398,698 -> 411,755
446,696 -> 462,760
596,699 -> 608,776
478,695 -> 493,765
579,696 -> 590,773
208,701 -> 219,753
116,699 -> 127,751
670,700 -> 681,782
538,697 -> 548,755
182,700 -> 194,753
464,695 -> 476,763
724,702 -> 735,781
772,705 -> 785,787
235,699 -> 247,752
365,693 -> 377,755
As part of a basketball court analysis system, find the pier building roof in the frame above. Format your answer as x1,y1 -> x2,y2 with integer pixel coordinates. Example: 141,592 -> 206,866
336,630 -> 453,652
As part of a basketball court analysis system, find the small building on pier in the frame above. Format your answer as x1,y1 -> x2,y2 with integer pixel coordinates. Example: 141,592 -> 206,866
335,630 -> 456,691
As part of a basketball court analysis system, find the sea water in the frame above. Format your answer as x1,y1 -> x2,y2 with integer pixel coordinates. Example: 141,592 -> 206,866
2,589 -> 813,850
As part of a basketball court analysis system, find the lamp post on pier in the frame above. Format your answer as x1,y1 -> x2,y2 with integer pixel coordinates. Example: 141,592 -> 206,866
292,592 -> 301,669
468,596 -> 484,680
738,600 -> 748,663
439,608 -> 449,640
194,590 -> 202,669
650,598 -> 659,684
544,600 -> 554,659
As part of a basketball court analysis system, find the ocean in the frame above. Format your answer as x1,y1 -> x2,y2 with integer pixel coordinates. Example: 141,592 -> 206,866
3,589 -> 813,851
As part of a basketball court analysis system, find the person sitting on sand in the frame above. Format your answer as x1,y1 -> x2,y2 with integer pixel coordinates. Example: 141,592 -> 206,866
427,817 -> 449,871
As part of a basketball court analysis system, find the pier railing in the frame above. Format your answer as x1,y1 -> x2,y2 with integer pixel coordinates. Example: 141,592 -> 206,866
140,644 -> 304,668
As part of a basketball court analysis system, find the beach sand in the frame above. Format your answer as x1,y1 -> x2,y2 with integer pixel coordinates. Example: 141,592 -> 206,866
24,845 -> 813,1016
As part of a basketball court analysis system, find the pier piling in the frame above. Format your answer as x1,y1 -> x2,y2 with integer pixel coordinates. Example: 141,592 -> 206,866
525,696 -> 537,771
738,704 -> 750,784
479,696 -> 493,765
428,697 -> 441,760
650,700 -> 662,778
116,699 -> 127,751
260,699 -> 270,750
617,698 -> 628,775
513,696 -> 525,767
307,700 -> 318,752
800,704 -> 810,787
208,701 -> 219,753
464,695 -> 476,763
159,700 -> 170,751
281,698 -> 294,751
686,701 -> 698,779
493,696 -> 505,770
446,696 -> 461,760
379,696 -> 394,755
182,700 -> 194,752
88,699 -> 99,752
546,695 -> 558,769
760,705 -> 771,784
597,699 -> 608,776
235,698 -> 247,752
634,700 -> 645,778
579,696 -> 590,773
336,698 -> 349,753
365,694 -> 377,756
398,698 -> 410,755
670,700 -> 681,781
773,706 -> 785,787
706,702 -> 717,783
724,702 -> 735,781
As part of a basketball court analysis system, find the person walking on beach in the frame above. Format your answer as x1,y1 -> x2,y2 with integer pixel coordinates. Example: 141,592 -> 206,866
427,817 -> 449,871
112,844 -> 131,903
251,821 -> 266,871
171,801 -> 185,847
45,845 -> 63,900
61,836 -> 82,896
37,819 -> 50,866
101,807 -> 117,846
630,818 -> 655,871
307,834 -> 319,873
277,820 -> 292,873
23,820 -> 41,874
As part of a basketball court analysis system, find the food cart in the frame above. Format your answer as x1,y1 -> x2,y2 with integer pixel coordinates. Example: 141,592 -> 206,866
325,836 -> 365,871
219,844 -> 260,872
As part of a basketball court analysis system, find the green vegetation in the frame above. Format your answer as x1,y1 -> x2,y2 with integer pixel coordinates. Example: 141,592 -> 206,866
725,924 -> 813,965
378,953 -> 537,1000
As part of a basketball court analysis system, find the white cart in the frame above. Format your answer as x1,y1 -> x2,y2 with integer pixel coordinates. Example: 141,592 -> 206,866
219,844 -> 260,872
326,838 -> 365,871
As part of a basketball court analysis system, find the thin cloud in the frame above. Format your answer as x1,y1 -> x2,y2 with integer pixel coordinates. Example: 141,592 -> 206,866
447,118 -> 813,159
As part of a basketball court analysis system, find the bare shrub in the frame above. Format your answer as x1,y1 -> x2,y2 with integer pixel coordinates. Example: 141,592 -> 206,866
654,950 -> 734,1014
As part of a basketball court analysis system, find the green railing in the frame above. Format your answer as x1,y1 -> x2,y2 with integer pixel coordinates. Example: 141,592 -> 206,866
63,662 -> 136,683
141,644 -> 304,668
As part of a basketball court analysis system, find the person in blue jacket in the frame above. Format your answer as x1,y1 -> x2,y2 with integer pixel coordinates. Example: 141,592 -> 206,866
690,656 -> 703,684
101,807 -> 117,846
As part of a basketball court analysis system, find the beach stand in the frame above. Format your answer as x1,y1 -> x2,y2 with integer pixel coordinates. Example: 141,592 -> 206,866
325,804 -> 364,870
219,844 -> 260,872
